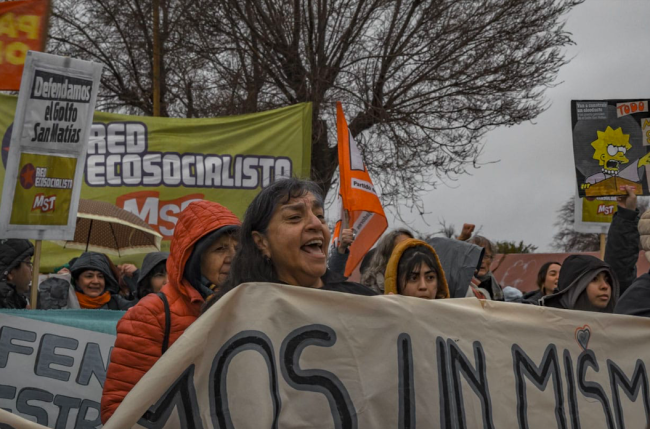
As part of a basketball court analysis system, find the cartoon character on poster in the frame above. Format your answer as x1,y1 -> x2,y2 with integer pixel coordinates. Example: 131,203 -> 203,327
572,100 -> 650,197
582,126 -> 650,189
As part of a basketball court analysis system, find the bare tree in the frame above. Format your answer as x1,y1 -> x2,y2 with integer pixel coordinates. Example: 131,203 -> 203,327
49,0 -> 584,206
49,0 -> 202,117
192,0 -> 584,207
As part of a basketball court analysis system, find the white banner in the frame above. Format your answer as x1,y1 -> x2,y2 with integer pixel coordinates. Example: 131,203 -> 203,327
3,283 -> 650,428
0,313 -> 115,428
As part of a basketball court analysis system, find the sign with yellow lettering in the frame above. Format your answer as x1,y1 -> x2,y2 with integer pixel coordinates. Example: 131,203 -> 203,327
0,0 -> 50,90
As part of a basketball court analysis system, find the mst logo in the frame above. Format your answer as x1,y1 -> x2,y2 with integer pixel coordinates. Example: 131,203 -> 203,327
32,194 -> 56,213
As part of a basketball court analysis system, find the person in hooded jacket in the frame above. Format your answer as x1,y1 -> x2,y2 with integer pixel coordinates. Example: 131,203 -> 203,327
136,252 -> 169,299
70,252 -> 135,310
0,239 -> 34,309
426,236 -> 489,299
360,229 -> 414,293
100,200 -> 241,424
541,254 -> 619,312
469,235 -> 504,301
383,239 -> 450,300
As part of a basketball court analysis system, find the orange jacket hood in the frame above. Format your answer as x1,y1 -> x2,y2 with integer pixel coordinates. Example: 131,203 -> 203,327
384,238 -> 450,298
167,200 -> 241,303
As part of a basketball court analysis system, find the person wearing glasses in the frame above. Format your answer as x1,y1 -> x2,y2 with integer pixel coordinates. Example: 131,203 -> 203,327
0,239 -> 34,309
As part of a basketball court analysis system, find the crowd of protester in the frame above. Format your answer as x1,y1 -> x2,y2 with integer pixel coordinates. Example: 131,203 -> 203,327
0,178 -> 648,423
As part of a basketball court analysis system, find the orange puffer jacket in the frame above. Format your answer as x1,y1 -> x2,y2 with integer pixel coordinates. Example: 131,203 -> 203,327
100,200 -> 240,424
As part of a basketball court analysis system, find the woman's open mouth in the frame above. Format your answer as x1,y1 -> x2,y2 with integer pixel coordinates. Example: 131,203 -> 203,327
606,160 -> 619,170
301,239 -> 324,257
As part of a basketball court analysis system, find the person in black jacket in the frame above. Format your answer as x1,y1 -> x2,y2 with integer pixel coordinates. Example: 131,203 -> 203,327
609,186 -> 650,317
604,185 -> 640,296
594,184 -> 650,318
541,254 -> 618,312
0,239 -> 34,309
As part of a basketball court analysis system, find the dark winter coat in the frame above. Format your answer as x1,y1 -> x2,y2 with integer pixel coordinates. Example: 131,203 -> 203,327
319,269 -> 377,296
604,206 -> 640,295
0,282 -> 27,309
520,288 -> 544,305
614,271 -> 650,317
327,247 -> 350,278
541,255 -> 619,312
38,277 -> 72,310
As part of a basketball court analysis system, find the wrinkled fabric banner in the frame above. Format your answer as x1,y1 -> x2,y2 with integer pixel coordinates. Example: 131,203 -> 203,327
0,313 -> 116,428
4,284 -> 650,428
0,95 -> 312,269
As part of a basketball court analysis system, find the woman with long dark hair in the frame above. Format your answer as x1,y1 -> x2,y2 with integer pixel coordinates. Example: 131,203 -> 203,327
205,178 -> 376,311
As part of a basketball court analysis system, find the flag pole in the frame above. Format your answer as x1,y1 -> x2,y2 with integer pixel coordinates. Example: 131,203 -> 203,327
30,240 -> 42,309
599,233 -> 606,260
152,0 -> 161,117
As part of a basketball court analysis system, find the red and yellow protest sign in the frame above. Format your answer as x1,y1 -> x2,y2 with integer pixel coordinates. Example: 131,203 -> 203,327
574,192 -> 618,234
9,152 -> 76,225
333,102 -> 388,276
0,0 -> 50,90
581,196 -> 617,223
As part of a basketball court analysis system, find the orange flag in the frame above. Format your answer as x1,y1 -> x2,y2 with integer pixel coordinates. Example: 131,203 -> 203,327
0,0 -> 50,90
333,102 -> 388,276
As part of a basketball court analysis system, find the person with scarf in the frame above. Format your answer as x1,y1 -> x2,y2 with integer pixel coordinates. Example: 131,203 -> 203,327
541,254 -> 619,312
101,200 -> 240,424
70,252 -> 135,310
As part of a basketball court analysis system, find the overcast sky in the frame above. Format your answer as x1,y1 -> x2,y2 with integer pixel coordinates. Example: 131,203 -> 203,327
373,0 -> 650,252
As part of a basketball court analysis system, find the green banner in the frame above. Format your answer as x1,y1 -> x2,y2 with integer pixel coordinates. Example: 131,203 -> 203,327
0,94 -> 312,269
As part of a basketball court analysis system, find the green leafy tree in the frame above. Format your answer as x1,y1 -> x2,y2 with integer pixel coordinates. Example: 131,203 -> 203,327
495,240 -> 538,254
